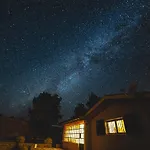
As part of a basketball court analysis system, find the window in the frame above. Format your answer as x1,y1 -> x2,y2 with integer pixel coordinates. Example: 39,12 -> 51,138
96,119 -> 105,135
106,121 -> 117,133
116,120 -> 126,133
105,118 -> 126,134
63,121 -> 84,144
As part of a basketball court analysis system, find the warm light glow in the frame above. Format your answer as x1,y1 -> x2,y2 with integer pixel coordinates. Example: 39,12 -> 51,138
63,120 -> 84,144
107,121 -> 117,133
34,144 -> 37,148
81,133 -> 84,138
80,124 -> 84,128
105,118 -> 126,134
116,120 -> 126,133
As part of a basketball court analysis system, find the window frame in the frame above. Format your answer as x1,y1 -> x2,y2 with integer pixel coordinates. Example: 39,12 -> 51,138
105,117 -> 126,135
63,121 -> 84,144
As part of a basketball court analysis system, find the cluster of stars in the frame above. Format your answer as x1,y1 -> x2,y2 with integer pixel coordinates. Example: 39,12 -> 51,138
0,0 -> 150,119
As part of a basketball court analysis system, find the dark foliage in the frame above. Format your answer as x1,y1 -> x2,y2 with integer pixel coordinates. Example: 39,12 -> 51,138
72,103 -> 88,119
86,92 -> 100,110
28,92 -> 62,138
71,92 -> 100,119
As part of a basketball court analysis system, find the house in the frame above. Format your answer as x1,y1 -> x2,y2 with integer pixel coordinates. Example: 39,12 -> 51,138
0,116 -> 29,138
62,92 -> 150,150
61,117 -> 85,150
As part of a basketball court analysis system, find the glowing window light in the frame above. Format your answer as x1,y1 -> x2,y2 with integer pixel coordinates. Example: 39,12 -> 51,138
107,121 -> 117,133
76,139 -> 79,143
105,118 -> 126,134
80,124 -> 84,128
77,134 -> 80,138
80,139 -> 84,144
116,120 -> 126,133
63,121 -> 84,144
81,133 -> 84,138
80,128 -> 84,133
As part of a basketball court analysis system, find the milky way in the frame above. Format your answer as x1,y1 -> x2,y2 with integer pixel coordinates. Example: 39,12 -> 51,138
0,0 -> 150,119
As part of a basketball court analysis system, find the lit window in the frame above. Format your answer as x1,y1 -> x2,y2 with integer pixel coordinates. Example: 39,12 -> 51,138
76,139 -> 79,143
80,124 -> 84,128
105,118 -> 126,134
116,120 -> 126,133
63,121 -> 84,144
107,121 -> 117,133
80,139 -> 84,144
80,128 -> 84,133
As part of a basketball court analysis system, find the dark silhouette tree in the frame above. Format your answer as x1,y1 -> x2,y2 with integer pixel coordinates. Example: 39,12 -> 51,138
29,92 -> 62,138
72,103 -> 88,119
86,92 -> 100,110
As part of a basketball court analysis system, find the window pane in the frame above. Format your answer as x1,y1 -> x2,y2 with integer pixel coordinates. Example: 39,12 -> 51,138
116,120 -> 126,133
80,128 -> 84,133
76,134 -> 80,138
76,139 -> 79,143
80,124 -> 84,128
79,139 -> 84,144
75,129 -> 78,133
63,122 -> 84,144
107,121 -> 117,133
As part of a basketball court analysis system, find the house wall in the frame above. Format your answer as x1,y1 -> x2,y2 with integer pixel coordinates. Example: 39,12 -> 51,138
0,116 -> 29,137
63,142 -> 78,150
84,121 -> 91,150
89,100 -> 150,150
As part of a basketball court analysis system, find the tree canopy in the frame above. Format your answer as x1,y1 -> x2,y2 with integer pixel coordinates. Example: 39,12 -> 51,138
29,92 -> 62,137
86,92 -> 100,110
71,92 -> 100,119
71,103 -> 87,119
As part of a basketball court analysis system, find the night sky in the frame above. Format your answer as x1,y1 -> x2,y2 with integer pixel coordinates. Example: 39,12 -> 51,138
0,0 -> 150,119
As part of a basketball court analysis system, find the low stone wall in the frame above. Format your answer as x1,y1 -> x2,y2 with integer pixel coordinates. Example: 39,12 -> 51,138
0,142 -> 63,150
32,143 -> 52,148
0,142 -> 16,150
31,148 -> 62,150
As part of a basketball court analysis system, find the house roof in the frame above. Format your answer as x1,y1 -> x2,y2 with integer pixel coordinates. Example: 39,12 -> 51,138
84,91 -> 150,120
61,91 -> 150,124
59,117 -> 84,126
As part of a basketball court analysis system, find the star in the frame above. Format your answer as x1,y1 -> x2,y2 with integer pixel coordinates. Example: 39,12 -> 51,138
0,0 -> 149,119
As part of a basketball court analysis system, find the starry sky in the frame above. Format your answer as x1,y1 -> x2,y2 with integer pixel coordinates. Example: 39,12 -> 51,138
0,0 -> 150,119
